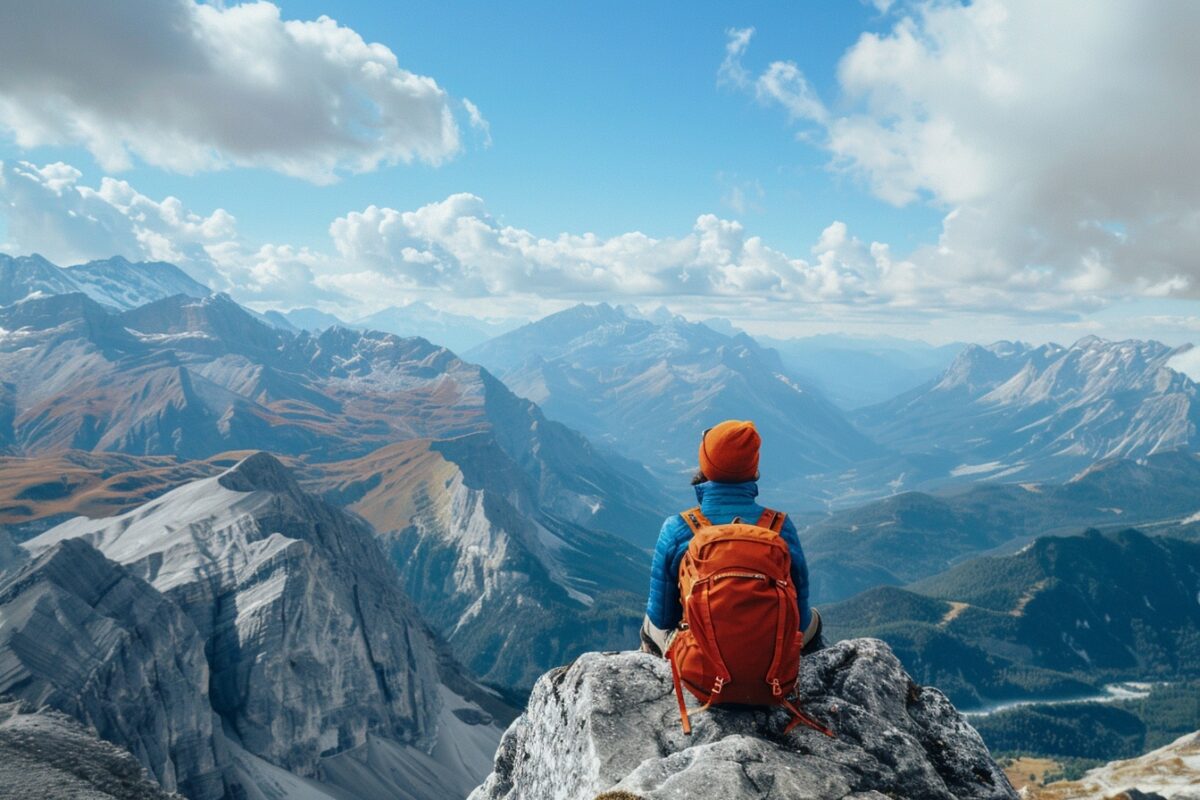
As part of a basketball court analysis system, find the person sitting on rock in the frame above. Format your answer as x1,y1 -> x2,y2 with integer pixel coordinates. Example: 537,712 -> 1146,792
640,419 -> 824,659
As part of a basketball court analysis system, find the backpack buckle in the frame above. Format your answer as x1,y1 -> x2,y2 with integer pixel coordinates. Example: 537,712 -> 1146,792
712,676 -> 725,694
771,678 -> 782,697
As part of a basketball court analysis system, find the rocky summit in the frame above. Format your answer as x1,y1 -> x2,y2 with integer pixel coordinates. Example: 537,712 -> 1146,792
471,638 -> 1016,800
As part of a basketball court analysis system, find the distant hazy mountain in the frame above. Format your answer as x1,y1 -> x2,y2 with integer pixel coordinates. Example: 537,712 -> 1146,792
758,333 -> 964,409
15,453 -> 510,800
854,337 -> 1200,485
275,306 -> 349,331
0,253 -> 209,309
256,304 -> 513,352
258,309 -> 300,331
0,291 -> 664,542
468,303 -> 880,507
0,253 -> 80,304
825,528 -> 1200,708
804,449 -> 1200,602
355,302 -> 517,354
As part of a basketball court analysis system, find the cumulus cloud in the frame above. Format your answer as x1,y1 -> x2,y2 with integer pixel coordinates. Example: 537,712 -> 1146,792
0,159 -> 345,305
3,155 -> 1110,321
0,160 -> 233,285
723,1 -> 1200,306
0,0 -> 462,182
326,194 -> 874,304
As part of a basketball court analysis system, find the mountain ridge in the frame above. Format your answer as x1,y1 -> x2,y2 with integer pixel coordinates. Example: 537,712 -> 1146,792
13,452 -> 512,800
1,252 -> 209,310
853,336 -> 1200,487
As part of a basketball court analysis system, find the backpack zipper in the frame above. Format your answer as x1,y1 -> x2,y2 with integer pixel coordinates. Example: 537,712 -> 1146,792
712,571 -> 767,581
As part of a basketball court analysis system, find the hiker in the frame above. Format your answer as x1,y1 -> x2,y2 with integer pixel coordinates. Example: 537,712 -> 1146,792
640,419 -> 828,734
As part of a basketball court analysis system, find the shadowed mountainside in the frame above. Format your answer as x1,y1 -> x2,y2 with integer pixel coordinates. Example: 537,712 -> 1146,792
802,449 -> 1200,602
823,529 -> 1200,708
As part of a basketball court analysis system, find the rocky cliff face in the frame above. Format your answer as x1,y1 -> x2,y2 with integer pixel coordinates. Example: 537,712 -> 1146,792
26,453 -> 445,775
0,539 -> 226,798
470,638 -> 1016,800
18,452 -> 509,799
0,529 -> 25,574
310,435 -> 650,691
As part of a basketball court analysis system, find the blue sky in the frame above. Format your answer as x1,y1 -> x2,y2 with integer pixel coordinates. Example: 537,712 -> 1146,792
1,1 -> 1199,344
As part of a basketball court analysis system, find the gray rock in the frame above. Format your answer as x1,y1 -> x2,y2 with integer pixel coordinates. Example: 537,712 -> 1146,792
470,638 -> 1017,800
0,539 -> 226,799
0,529 -> 25,575
25,452 -> 505,796
0,698 -> 183,799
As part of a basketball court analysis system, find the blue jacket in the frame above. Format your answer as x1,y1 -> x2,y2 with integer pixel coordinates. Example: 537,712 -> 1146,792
645,480 -> 811,632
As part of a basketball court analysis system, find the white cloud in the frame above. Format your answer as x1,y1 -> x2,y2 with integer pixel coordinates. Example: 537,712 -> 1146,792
0,0 -> 463,182
0,160 -> 232,285
723,1 -> 1200,306
717,27 -> 755,88
0,159 -> 346,305
327,194 -> 876,304
2,156 -> 1117,323
755,61 -> 828,125
462,98 -> 492,148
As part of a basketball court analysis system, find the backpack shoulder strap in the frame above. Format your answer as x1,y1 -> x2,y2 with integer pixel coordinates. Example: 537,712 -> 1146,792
755,507 -> 787,533
680,507 -> 712,534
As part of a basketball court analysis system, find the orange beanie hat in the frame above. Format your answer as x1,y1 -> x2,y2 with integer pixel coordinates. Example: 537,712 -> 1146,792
699,420 -> 761,483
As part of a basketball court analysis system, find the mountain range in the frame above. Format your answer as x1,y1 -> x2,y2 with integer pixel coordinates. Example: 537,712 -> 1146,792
9,257 -> 1200,510
0,291 -> 664,540
0,253 -> 210,310
854,337 -> 1200,487
6,257 -> 1200,797
468,302 -> 880,507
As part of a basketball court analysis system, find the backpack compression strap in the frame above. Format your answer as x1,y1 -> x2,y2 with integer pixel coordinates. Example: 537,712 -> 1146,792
680,507 -> 712,534
756,507 -> 787,533
682,507 -> 786,533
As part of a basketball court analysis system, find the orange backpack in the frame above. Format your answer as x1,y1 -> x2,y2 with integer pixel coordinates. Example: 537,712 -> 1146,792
665,506 -> 834,737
